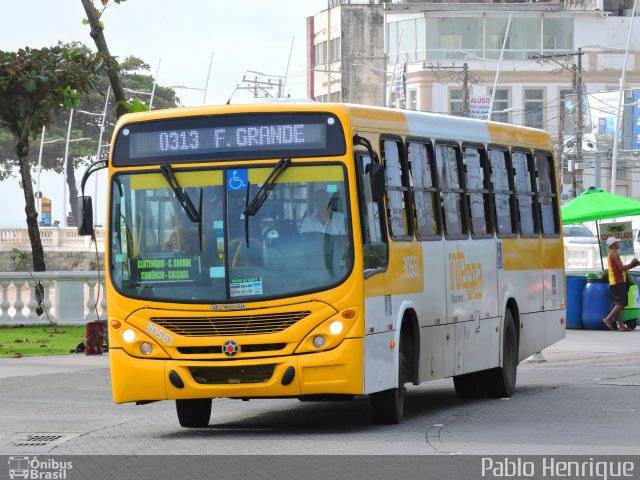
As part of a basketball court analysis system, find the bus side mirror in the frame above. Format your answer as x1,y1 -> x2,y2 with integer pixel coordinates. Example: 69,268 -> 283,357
368,163 -> 386,202
77,196 -> 94,237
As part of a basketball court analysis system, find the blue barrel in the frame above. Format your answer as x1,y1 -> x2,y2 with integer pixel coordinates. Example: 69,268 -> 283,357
566,276 -> 586,329
582,278 -> 613,330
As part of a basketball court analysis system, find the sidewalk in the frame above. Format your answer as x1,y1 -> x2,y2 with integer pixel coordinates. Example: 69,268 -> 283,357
0,353 -> 108,379
545,329 -> 640,354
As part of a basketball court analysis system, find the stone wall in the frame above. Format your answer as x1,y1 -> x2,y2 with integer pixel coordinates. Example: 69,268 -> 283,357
0,251 -> 105,272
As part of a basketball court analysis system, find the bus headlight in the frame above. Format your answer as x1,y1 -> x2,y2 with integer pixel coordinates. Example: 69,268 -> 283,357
114,324 -> 169,359
295,309 -> 359,354
329,320 -> 343,335
313,335 -> 326,348
122,329 -> 136,343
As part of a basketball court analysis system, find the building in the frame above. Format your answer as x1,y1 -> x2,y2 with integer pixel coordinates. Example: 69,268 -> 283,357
386,1 -> 640,196
307,0 -> 640,197
307,1 -> 386,105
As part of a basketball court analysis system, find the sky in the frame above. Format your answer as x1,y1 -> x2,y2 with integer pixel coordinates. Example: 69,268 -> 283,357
0,0 -> 326,227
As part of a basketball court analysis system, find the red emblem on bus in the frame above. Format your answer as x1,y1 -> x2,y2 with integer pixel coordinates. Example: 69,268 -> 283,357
222,339 -> 240,357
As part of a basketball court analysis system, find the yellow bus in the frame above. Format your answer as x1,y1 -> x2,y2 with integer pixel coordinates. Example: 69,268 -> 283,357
78,102 -> 565,427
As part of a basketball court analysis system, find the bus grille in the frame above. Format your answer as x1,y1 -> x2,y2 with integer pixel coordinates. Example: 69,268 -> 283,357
152,311 -> 310,336
177,343 -> 286,354
189,365 -> 275,384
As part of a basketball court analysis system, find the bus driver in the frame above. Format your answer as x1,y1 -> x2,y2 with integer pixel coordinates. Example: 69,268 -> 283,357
300,188 -> 346,235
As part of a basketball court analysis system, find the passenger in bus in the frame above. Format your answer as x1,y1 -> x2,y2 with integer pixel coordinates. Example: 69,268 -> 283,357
602,237 -> 640,331
300,188 -> 346,235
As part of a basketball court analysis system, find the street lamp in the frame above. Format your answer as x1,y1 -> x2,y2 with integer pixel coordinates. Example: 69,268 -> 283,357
35,130 -> 91,217
61,107 -> 106,226
169,49 -> 215,105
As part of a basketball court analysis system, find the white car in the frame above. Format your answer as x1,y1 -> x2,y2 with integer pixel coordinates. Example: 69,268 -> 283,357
563,224 -> 598,246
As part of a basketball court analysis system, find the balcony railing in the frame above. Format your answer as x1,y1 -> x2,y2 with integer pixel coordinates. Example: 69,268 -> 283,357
0,271 -> 106,326
0,227 -> 106,253
389,48 -> 573,65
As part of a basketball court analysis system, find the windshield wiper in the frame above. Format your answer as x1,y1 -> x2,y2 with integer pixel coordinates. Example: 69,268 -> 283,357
243,158 -> 291,247
160,163 -> 201,223
244,158 -> 291,217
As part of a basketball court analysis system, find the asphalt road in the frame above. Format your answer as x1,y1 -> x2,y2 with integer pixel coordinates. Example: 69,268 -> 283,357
1,330 -> 639,456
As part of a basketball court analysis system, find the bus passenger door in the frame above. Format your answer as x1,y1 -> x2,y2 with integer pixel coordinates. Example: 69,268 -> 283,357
356,147 -> 394,394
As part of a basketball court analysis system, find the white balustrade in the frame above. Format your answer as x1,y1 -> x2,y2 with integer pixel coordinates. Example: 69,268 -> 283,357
0,272 -> 106,326
565,244 -> 602,272
85,280 -> 98,322
0,227 -> 105,252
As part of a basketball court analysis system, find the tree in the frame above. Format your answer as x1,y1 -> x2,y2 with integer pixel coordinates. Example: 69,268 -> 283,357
0,52 -> 179,223
0,44 -> 102,271
80,0 -> 129,118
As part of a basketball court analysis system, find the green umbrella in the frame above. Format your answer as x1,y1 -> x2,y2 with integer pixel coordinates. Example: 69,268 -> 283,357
562,186 -> 640,224
561,186 -> 640,270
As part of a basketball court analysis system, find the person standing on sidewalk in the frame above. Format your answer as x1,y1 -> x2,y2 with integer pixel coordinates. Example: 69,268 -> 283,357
602,237 -> 639,331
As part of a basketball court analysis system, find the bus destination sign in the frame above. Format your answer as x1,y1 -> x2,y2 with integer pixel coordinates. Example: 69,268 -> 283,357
113,113 -> 345,165
128,123 -> 326,159
130,256 -> 201,284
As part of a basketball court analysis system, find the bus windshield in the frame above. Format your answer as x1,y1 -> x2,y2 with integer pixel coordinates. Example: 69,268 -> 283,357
109,164 -> 353,303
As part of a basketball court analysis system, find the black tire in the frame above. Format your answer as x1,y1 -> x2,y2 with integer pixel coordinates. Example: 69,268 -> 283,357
487,309 -> 518,398
452,309 -> 518,399
624,319 -> 637,330
453,371 -> 483,398
176,399 -> 212,428
371,329 -> 411,424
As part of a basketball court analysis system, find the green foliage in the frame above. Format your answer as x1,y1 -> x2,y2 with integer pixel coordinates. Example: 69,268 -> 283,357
0,43 -> 103,145
118,97 -> 150,114
11,248 -> 27,269
0,49 -> 179,181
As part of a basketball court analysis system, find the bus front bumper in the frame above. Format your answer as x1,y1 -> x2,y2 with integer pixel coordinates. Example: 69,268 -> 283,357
109,337 -> 363,403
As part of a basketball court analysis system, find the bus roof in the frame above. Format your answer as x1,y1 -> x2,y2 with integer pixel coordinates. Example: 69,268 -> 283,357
115,102 -> 553,152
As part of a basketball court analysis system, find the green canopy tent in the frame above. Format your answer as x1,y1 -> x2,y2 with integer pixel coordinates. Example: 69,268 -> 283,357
561,186 -> 640,270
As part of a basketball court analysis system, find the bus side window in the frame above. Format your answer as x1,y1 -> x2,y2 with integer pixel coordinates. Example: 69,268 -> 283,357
407,141 -> 440,239
535,152 -> 560,236
512,150 -> 538,236
488,148 -> 515,236
463,145 -> 493,237
381,138 -> 412,240
435,142 -> 467,238
356,152 -> 388,272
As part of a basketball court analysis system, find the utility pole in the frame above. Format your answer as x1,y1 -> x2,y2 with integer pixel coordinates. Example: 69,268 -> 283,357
533,50 -> 586,197
558,91 -> 565,188
423,63 -> 479,116
236,72 -> 283,98
575,47 -> 584,196
462,63 -> 470,116
611,0 -> 638,193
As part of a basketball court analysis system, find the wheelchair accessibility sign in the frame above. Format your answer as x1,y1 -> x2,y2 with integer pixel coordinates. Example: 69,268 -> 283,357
227,169 -> 248,191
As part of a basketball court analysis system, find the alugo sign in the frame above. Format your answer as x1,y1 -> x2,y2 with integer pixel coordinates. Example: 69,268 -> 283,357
469,95 -> 491,120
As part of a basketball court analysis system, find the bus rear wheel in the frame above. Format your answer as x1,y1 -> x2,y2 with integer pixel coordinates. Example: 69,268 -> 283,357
453,309 -> 518,399
370,330 -> 410,424
176,399 -> 212,428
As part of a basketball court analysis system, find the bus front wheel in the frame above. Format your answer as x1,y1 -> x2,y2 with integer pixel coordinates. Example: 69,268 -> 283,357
370,330 -> 410,424
176,399 -> 212,428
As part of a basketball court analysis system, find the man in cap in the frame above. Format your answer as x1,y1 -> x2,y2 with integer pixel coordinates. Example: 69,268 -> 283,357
602,236 -> 639,331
